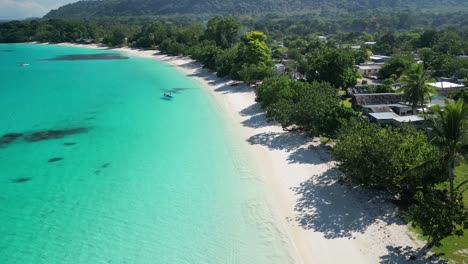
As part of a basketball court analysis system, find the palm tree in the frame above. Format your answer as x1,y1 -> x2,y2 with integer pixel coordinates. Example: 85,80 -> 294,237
431,99 -> 468,200
397,63 -> 436,115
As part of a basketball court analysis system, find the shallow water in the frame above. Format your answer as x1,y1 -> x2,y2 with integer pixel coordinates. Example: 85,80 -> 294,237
0,44 -> 292,263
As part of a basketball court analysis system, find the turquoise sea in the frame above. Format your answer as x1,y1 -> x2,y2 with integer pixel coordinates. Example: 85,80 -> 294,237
0,44 -> 292,263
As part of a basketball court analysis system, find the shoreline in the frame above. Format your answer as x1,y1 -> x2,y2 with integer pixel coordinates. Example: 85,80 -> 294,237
54,43 -> 425,263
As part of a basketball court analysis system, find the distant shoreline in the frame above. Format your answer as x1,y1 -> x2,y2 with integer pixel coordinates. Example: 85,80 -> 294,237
45,42 -> 425,263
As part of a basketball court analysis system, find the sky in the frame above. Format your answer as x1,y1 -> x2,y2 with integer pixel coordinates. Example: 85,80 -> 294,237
0,0 -> 76,20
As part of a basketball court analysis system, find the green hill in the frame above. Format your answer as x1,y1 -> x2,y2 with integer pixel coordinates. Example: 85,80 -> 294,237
44,0 -> 468,19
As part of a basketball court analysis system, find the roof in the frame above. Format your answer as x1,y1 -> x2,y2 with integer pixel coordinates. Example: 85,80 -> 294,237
370,55 -> 391,60
393,115 -> 425,122
358,65 -> 382,70
369,112 -> 399,120
366,106 -> 394,113
428,82 -> 465,89
365,42 -> 377,45
352,93 -> 403,106
369,113 -> 425,123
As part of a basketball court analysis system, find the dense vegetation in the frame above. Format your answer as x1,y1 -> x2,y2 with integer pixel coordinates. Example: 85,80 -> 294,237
44,0 -> 468,19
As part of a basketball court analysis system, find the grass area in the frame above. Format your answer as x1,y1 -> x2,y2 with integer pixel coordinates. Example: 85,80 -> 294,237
409,162 -> 468,263
341,98 -> 352,108
454,162 -> 468,206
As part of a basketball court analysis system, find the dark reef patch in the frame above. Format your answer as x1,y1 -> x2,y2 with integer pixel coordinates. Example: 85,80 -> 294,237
24,127 -> 90,142
94,170 -> 101,175
101,163 -> 110,168
12,177 -> 32,183
64,142 -> 77,146
0,50 -> 15,52
48,157 -> 63,163
84,117 -> 95,120
0,133 -> 23,146
43,53 -> 129,61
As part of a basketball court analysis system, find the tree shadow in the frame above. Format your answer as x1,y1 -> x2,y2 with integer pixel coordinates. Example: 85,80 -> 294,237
247,131 -> 308,152
379,246 -> 447,264
239,103 -> 262,117
247,132 -> 331,165
292,168 -> 402,239
287,146 -> 333,164
241,113 -> 271,128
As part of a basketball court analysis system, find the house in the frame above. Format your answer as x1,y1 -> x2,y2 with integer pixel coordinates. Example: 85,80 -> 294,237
351,93 -> 403,110
351,45 -> 361,50
369,55 -> 392,63
365,41 -> 377,45
353,93 -> 430,127
368,112 -> 426,128
427,81 -> 465,96
318,36 -> 327,43
357,64 -> 382,78
274,63 -> 286,73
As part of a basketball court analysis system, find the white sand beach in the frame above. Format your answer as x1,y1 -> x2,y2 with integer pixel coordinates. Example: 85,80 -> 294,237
57,43 -> 428,263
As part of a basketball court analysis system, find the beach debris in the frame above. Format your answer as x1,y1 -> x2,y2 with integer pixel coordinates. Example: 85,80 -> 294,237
63,142 -> 77,146
43,53 -> 129,61
101,163 -> 110,169
11,177 -> 32,183
24,127 -> 90,142
0,133 -> 23,146
48,157 -> 63,163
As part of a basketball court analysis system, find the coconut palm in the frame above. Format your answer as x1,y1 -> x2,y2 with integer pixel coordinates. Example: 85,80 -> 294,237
431,99 -> 468,200
397,63 -> 436,115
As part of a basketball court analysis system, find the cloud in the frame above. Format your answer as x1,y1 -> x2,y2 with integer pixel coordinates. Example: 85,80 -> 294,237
0,0 -> 75,20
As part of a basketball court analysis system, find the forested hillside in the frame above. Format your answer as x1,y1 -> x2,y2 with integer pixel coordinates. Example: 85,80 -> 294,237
45,0 -> 468,19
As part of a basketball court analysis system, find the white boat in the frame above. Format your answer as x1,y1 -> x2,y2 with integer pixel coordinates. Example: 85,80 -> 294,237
20,62 -> 30,66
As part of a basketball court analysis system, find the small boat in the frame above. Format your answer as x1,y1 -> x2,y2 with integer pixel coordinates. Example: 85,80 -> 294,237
163,92 -> 173,98
20,62 -> 30,66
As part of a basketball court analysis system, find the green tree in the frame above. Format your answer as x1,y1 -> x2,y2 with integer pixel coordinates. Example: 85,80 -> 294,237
205,17 -> 240,49
378,56 -> 413,79
305,49 -> 358,89
333,119 -> 443,198
240,31 -> 272,66
256,76 -> 357,136
406,189 -> 468,246
397,64 -> 436,114
237,63 -> 275,83
214,45 -> 238,77
430,99 -> 468,201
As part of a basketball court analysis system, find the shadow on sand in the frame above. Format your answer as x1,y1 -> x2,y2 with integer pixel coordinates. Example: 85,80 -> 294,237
292,168 -> 403,239
247,131 -> 331,165
380,246 -> 447,264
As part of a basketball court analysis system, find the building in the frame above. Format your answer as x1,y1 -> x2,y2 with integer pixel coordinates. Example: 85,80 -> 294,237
428,81 -> 465,96
351,93 -> 403,110
368,112 -> 426,128
369,55 -> 392,63
357,64 -> 382,78
274,63 -> 286,73
352,93 -> 426,127
318,36 -> 327,43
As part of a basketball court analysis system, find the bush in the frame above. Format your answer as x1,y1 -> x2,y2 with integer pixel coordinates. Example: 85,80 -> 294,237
333,119 -> 444,198
405,189 -> 468,246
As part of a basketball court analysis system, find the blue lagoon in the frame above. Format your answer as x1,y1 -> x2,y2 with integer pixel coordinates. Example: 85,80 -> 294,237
0,44 -> 292,263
